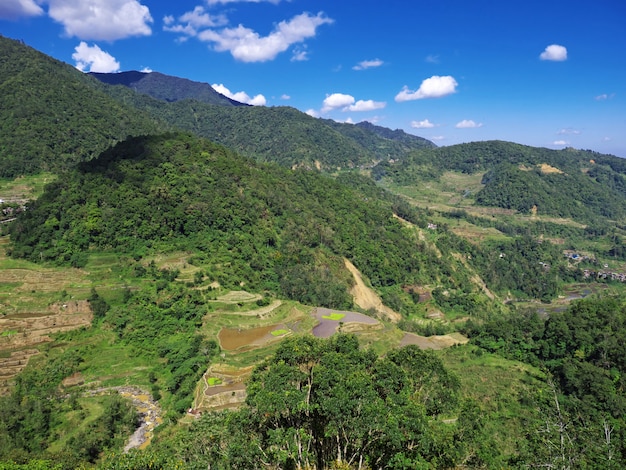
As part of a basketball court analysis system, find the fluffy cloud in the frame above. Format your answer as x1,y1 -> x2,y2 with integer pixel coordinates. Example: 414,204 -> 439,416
321,94 -> 384,113
540,44 -> 567,61
207,0 -> 283,4
455,119 -> 483,128
212,83 -> 266,106
411,119 -> 436,129
0,0 -> 44,19
48,0 -> 152,41
346,100 -> 386,112
321,93 -> 355,112
553,140 -> 569,146
305,109 -> 319,118
196,12 -> 333,62
163,6 -> 227,36
353,59 -> 383,70
395,75 -> 458,102
72,42 -> 120,73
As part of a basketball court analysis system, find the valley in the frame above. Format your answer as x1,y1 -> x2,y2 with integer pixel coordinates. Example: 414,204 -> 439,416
2,34 -> 626,468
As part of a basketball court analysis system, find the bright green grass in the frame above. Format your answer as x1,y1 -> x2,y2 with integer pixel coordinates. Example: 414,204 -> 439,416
271,329 -> 289,336
322,312 -> 345,321
68,332 -> 155,388
206,377 -> 222,386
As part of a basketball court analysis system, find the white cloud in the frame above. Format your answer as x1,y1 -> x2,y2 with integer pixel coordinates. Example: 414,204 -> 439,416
207,0 -> 283,4
553,140 -> 569,146
196,12 -> 333,62
48,0 -> 153,41
0,0 -> 44,19
395,75 -> 458,102
141,66 -> 153,73
431,135 -> 446,141
425,54 -> 440,64
305,109 -> 319,118
212,83 -> 266,105
540,44 -> 567,61
290,46 -> 308,61
595,93 -> 615,101
346,100 -> 386,112
280,94 -> 290,100
321,93 -> 355,112
411,119 -> 436,129
557,128 -> 581,135
163,6 -> 227,36
353,58 -> 383,70
72,41 -> 120,73
455,119 -> 483,128
320,93 -> 385,113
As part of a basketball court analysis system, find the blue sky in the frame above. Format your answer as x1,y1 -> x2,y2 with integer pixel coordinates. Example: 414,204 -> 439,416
2,0 -> 625,156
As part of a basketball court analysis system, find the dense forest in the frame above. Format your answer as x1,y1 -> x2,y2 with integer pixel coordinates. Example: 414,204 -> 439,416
0,37 -> 166,178
373,141 -> 626,224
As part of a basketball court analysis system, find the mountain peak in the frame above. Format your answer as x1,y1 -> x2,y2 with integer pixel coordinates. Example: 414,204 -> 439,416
89,70 -> 247,107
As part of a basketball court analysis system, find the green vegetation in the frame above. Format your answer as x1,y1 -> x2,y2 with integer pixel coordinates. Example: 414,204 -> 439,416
374,140 -> 626,225
0,37 -> 166,177
270,329 -> 289,336
4,35 -> 626,469
322,312 -> 345,321
7,132 -> 492,313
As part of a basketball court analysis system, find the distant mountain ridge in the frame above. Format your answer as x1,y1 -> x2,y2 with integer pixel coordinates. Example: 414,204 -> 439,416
89,71 -> 246,107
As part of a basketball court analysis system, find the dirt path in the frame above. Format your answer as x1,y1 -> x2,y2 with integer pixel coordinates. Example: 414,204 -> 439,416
344,259 -> 401,323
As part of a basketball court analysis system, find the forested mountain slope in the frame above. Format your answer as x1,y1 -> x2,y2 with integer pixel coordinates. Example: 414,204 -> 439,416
2,37 -> 434,174
98,85 -> 435,170
7,132 -> 480,311
89,71 -> 245,106
373,140 -> 626,223
0,36 -> 167,177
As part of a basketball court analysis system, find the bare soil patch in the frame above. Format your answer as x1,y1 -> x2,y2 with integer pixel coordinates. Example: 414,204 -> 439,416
0,301 -> 92,392
212,290 -> 262,304
344,259 -> 401,322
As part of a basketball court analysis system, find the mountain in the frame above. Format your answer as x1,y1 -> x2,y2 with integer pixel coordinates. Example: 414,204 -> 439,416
88,85 -> 437,170
373,140 -> 626,224
89,70 -> 245,107
0,37 -> 435,175
7,132 -> 489,312
0,36 -> 167,178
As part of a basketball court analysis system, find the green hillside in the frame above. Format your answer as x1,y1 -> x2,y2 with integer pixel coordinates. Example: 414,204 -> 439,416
373,140 -> 626,224
7,132 -> 489,313
4,39 -> 626,470
0,36 -> 167,178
